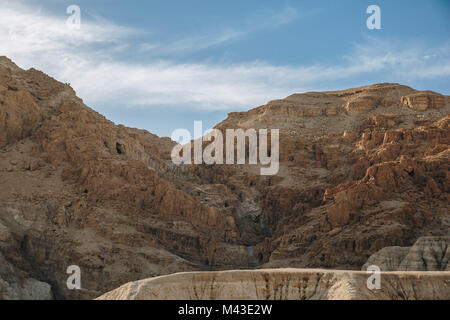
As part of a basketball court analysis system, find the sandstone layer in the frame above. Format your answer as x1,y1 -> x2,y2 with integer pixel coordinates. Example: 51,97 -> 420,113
97,268 -> 450,300
0,56 -> 449,299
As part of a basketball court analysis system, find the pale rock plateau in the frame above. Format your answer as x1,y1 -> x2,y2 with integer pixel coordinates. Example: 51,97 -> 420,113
97,268 -> 450,300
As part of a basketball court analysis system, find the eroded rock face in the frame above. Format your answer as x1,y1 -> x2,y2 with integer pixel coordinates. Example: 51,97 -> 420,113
0,57 -> 244,300
97,268 -> 450,300
401,91 -> 446,111
361,247 -> 410,271
0,57 -> 449,299
214,83 -> 449,271
363,237 -> 450,271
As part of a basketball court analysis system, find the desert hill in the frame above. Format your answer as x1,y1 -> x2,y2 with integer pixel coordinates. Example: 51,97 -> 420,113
0,56 -> 448,299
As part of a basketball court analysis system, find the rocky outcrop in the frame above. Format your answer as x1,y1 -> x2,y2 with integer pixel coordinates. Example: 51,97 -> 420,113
401,91 -> 446,111
363,237 -> 450,271
97,268 -> 450,300
0,276 -> 53,300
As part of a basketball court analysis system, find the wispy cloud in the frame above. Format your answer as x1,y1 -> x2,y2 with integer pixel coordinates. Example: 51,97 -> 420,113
0,1 -> 449,113
1,2 -> 137,52
156,5 -> 299,54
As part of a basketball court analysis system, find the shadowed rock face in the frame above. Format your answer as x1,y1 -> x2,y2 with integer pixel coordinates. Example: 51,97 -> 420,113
363,237 -> 450,271
0,56 -> 449,299
96,268 -> 450,300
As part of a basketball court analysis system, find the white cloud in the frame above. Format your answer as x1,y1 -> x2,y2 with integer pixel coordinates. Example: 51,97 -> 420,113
1,1 -> 137,54
159,5 -> 299,54
0,1 -> 449,113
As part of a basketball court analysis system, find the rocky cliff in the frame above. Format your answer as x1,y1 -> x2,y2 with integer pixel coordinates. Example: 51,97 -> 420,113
214,84 -> 449,270
97,268 -> 450,300
0,57 -> 243,299
0,56 -> 449,299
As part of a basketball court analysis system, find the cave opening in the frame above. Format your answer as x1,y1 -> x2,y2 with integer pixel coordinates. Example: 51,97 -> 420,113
116,142 -> 124,155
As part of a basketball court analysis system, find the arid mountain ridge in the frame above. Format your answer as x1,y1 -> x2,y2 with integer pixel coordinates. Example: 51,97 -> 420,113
0,56 -> 448,299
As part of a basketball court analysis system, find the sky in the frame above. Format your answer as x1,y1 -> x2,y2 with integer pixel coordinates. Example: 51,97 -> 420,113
0,0 -> 449,137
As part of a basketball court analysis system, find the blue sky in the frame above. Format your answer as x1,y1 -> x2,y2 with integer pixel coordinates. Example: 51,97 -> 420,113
1,0 -> 449,137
